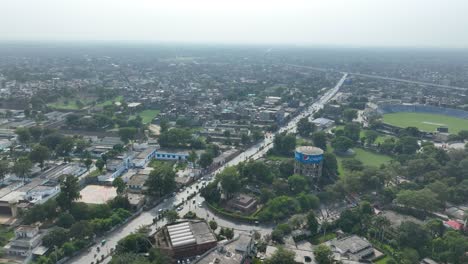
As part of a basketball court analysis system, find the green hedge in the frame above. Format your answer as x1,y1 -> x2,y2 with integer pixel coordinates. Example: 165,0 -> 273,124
205,202 -> 259,223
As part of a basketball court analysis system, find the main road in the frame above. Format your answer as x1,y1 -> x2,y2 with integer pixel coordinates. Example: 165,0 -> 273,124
68,73 -> 348,264
286,63 -> 467,91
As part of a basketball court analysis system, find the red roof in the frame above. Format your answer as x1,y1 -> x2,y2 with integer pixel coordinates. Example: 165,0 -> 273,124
444,220 -> 464,230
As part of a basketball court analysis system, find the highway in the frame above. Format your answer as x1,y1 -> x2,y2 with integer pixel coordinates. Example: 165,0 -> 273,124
68,72 -> 348,264
286,63 -> 467,91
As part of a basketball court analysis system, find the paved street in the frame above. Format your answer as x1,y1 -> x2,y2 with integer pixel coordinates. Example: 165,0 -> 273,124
68,73 -> 347,264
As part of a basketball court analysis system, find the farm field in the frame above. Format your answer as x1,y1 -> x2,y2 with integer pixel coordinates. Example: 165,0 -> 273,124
382,112 -> 468,134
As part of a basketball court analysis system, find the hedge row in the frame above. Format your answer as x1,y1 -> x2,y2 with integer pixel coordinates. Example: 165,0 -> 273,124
205,202 -> 259,223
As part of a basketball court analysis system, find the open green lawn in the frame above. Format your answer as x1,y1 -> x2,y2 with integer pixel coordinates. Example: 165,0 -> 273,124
360,129 -> 394,144
47,97 -> 93,110
375,256 -> 392,264
95,95 -> 124,107
383,112 -> 468,134
134,109 -> 160,124
328,144 -> 392,177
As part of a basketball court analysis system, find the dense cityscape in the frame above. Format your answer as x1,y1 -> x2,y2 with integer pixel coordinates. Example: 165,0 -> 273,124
0,1 -> 468,264
0,44 -> 466,264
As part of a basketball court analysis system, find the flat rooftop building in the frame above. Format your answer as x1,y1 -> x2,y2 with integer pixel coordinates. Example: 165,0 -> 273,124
154,221 -> 217,260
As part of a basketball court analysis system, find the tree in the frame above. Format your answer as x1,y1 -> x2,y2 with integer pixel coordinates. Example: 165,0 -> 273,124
241,133 -> 251,145
220,227 -> 234,240
342,158 -> 364,171
265,247 -> 296,264
42,227 -> 69,248
331,136 -> 353,152
218,167 -> 241,198
322,153 -> 338,178
288,174 -> 308,194
343,123 -> 361,141
148,248 -> 172,264
29,126 -> 43,142
70,220 -> 93,239
272,223 -> 292,243
365,130 -> 379,145
159,119 -> 169,133
145,164 -> 176,197
113,177 -> 126,195
56,175 -> 81,211
95,158 -> 105,171
396,189 -> 441,212
394,136 -> 419,155
398,221 -> 430,252
0,160 -> 10,183
118,127 -> 137,144
116,233 -> 152,254
296,192 -> 320,211
199,152 -> 213,169
273,133 -> 296,156
56,212 -> 75,228
240,161 -> 273,183
209,220 -> 218,231
307,211 -> 319,234
187,150 -> 198,163
297,117 -> 315,137
312,132 -> 327,150
29,144 -> 50,169
15,127 -> 31,144
165,210 -> 179,224
12,157 -> 32,180
84,158 -> 92,170
55,136 -> 75,156
343,108 -> 358,122
314,244 -> 334,264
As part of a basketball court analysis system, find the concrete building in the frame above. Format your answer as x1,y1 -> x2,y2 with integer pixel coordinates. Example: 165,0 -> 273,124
4,225 -> 42,258
127,173 -> 149,193
155,149 -> 189,161
226,194 -> 258,214
294,146 -> 324,183
311,117 -> 335,130
153,221 -> 217,261
194,234 -> 255,264
327,235 -> 375,261
132,147 -> 157,168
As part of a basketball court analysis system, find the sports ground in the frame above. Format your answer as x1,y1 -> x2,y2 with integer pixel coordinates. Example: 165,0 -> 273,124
382,112 -> 468,134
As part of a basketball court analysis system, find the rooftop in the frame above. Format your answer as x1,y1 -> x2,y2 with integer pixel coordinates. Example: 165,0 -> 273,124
296,146 -> 324,155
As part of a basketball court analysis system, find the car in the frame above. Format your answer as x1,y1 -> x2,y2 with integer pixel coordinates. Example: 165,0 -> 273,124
177,206 -> 183,211
198,202 -> 202,207
158,209 -> 163,213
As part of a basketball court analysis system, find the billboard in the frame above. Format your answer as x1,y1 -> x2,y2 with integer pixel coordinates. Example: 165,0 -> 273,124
295,151 -> 323,164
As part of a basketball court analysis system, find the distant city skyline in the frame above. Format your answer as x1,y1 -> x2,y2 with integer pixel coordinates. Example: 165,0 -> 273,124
1,0 -> 468,48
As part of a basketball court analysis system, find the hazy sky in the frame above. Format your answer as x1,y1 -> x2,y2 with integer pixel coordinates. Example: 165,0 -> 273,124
2,0 -> 468,47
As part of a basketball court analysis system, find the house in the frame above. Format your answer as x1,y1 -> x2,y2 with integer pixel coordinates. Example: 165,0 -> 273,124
443,220 -> 465,231
226,194 -> 258,214
155,149 -> 189,161
4,225 -> 42,258
127,173 -> 149,193
327,235 -> 375,261
98,152 -> 134,182
132,147 -> 157,168
312,117 -> 335,130
194,234 -> 255,264
153,221 -> 218,261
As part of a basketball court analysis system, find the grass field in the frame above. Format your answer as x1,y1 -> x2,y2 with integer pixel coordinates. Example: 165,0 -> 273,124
135,109 -> 160,124
95,95 -> 124,107
129,109 -> 159,124
383,112 -> 468,134
47,97 -> 93,110
327,143 -> 392,176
